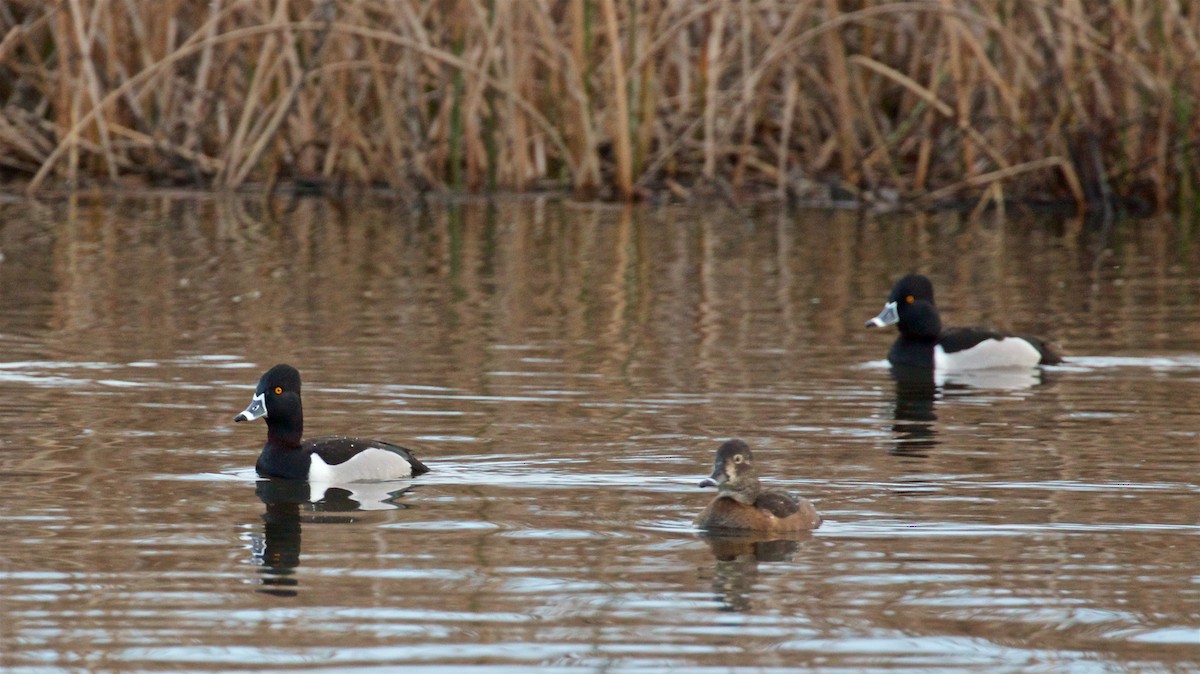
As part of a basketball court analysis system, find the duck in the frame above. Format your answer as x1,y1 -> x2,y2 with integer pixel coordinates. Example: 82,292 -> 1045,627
865,273 -> 1062,370
233,364 -> 429,481
696,439 -> 821,531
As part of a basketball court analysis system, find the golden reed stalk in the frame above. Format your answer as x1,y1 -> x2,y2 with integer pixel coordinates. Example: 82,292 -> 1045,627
0,0 -> 1194,211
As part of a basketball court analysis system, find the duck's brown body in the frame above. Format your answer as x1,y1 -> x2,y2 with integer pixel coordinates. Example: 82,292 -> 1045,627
696,491 -> 821,531
696,439 -> 821,532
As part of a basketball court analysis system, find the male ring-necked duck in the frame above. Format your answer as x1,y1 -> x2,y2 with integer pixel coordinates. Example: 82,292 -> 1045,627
696,439 -> 821,531
866,273 -> 1062,370
234,364 -> 429,481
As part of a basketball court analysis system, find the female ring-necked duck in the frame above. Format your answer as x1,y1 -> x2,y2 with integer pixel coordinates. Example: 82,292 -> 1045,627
866,273 -> 1062,370
696,439 -> 821,531
234,364 -> 429,481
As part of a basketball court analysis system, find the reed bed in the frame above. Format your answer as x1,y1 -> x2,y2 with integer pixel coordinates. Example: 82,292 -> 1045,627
0,0 -> 1196,210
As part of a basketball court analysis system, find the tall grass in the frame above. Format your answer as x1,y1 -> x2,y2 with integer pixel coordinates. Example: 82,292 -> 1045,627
0,1 -> 1195,210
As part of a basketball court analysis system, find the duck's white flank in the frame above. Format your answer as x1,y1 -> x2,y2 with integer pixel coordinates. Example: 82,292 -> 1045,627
934,338 -> 1042,371
308,448 -> 413,482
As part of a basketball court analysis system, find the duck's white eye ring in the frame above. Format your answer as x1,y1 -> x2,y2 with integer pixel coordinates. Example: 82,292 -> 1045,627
274,386 -> 283,395
733,455 -> 744,464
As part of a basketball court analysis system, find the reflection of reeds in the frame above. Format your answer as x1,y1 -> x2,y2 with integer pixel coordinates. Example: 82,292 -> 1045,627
1,2 -> 1195,209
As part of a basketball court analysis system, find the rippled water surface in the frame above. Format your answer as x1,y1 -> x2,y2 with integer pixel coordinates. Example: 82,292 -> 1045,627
0,196 -> 1197,672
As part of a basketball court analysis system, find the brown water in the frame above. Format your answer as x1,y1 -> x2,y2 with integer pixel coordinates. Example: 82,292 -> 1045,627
0,195 -> 1197,672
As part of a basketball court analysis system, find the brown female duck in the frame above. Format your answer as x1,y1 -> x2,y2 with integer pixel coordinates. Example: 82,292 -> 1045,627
696,439 -> 821,532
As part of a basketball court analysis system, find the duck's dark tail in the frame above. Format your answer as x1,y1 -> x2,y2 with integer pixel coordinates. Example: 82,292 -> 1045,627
1023,334 -> 1064,365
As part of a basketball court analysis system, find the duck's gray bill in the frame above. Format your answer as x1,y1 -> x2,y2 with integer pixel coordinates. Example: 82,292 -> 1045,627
698,467 -> 726,488
865,301 -> 899,328
234,392 -> 267,423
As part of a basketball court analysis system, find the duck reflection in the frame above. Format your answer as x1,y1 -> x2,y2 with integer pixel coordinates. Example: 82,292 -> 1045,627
888,364 -> 1051,457
701,531 -> 811,612
889,365 -> 940,458
250,479 -> 414,597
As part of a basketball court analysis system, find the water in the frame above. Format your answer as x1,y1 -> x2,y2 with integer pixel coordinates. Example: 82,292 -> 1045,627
0,196 -> 1197,672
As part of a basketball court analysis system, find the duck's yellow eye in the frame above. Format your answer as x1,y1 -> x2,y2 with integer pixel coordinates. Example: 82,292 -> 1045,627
274,386 -> 283,395
905,295 -> 915,304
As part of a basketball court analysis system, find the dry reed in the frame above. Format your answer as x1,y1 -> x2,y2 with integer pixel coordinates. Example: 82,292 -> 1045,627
0,0 -> 1196,211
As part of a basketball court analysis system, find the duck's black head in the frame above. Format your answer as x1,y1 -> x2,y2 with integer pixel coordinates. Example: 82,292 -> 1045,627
234,364 -> 304,446
698,439 -> 762,503
866,273 -> 941,339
